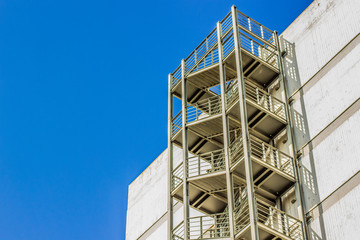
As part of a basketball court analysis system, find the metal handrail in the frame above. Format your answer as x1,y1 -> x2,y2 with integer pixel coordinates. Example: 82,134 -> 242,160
257,199 -> 303,240
222,29 -> 235,58
184,10 -> 234,75
237,10 -> 275,45
171,8 -> 279,78
226,79 -> 286,121
172,221 -> 185,240
227,130 -> 294,177
220,12 -> 232,35
245,81 -> 286,120
187,95 -> 222,123
185,29 -> 218,74
187,148 -> 226,178
171,163 -> 183,191
231,188 -> 303,240
229,134 -> 244,166
234,196 -> 250,234
188,212 -> 230,239
239,32 -> 279,68
188,47 -> 219,74
172,110 -> 183,136
171,65 -> 182,88
250,136 -> 295,177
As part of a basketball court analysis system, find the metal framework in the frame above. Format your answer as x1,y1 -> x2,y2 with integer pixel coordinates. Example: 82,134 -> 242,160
168,6 -> 307,240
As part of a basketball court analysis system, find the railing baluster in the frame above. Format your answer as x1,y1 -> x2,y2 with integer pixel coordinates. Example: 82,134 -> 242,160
201,216 -> 204,238
196,103 -> 198,120
195,50 -> 197,65
208,98 -> 211,115
198,156 -> 200,176
251,39 -> 254,54
212,48 -> 214,64
261,142 -> 266,161
211,152 -> 214,171
269,206 -> 274,229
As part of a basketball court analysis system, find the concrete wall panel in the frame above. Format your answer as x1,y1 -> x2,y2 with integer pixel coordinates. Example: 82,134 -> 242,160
126,146 -> 183,240
300,108 -> 360,211
291,39 -> 360,142
308,183 -> 360,240
282,0 -> 360,86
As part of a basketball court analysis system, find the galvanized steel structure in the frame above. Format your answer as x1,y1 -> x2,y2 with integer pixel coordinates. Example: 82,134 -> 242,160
168,6 -> 307,240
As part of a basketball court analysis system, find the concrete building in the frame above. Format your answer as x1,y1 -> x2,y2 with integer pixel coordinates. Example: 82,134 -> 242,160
126,0 -> 360,239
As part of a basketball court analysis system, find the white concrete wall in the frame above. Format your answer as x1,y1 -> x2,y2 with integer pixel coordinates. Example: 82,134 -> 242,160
282,0 -> 360,202
308,183 -> 360,240
290,39 -> 360,145
300,109 -> 360,209
126,147 -> 183,240
126,149 -> 168,240
282,0 -> 360,87
282,0 -> 360,238
126,145 -> 190,240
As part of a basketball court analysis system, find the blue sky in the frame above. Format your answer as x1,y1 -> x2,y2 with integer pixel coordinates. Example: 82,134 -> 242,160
0,0 -> 312,239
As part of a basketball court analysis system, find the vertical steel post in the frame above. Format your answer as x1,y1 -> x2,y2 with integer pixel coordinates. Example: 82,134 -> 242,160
167,74 -> 174,240
181,59 -> 190,240
274,31 -> 309,240
231,5 -> 260,239
217,22 -> 235,239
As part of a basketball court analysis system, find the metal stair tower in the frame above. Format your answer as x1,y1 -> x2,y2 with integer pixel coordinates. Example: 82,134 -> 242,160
168,6 -> 308,240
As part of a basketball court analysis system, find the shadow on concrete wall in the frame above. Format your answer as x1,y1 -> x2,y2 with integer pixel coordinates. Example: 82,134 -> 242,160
281,37 -> 327,240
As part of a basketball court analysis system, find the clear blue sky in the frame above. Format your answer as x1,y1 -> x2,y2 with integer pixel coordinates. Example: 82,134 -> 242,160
0,0 -> 312,239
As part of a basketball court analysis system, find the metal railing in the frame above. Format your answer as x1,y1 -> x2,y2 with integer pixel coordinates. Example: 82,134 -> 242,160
231,189 -> 303,240
209,84 -> 221,95
237,10 -> 275,45
250,136 -> 295,177
188,212 -> 230,239
171,9 -> 279,86
171,163 -> 183,192
171,187 -> 302,240
187,149 -> 226,178
171,65 -> 182,89
222,29 -> 235,58
229,134 -> 244,166
187,95 -> 222,123
172,222 -> 185,240
257,200 -> 303,240
185,29 -> 219,74
245,81 -> 286,120
226,80 -> 286,121
226,80 -> 239,108
239,32 -> 279,68
189,48 -> 219,74
234,192 -> 250,234
172,110 -> 183,136
226,129 -> 294,178
221,12 -> 232,35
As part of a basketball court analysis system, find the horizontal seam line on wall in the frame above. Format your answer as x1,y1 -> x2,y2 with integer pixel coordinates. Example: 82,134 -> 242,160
136,202 -> 180,240
298,97 -> 360,152
306,170 -> 360,218
290,32 -> 360,99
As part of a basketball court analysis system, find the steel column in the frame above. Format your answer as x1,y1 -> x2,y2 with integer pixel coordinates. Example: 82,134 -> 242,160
274,31 -> 309,240
217,22 -> 235,239
181,59 -> 190,240
167,74 -> 174,240
231,5 -> 260,239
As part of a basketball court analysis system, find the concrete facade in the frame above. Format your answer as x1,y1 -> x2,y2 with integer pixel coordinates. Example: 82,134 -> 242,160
126,0 -> 360,239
